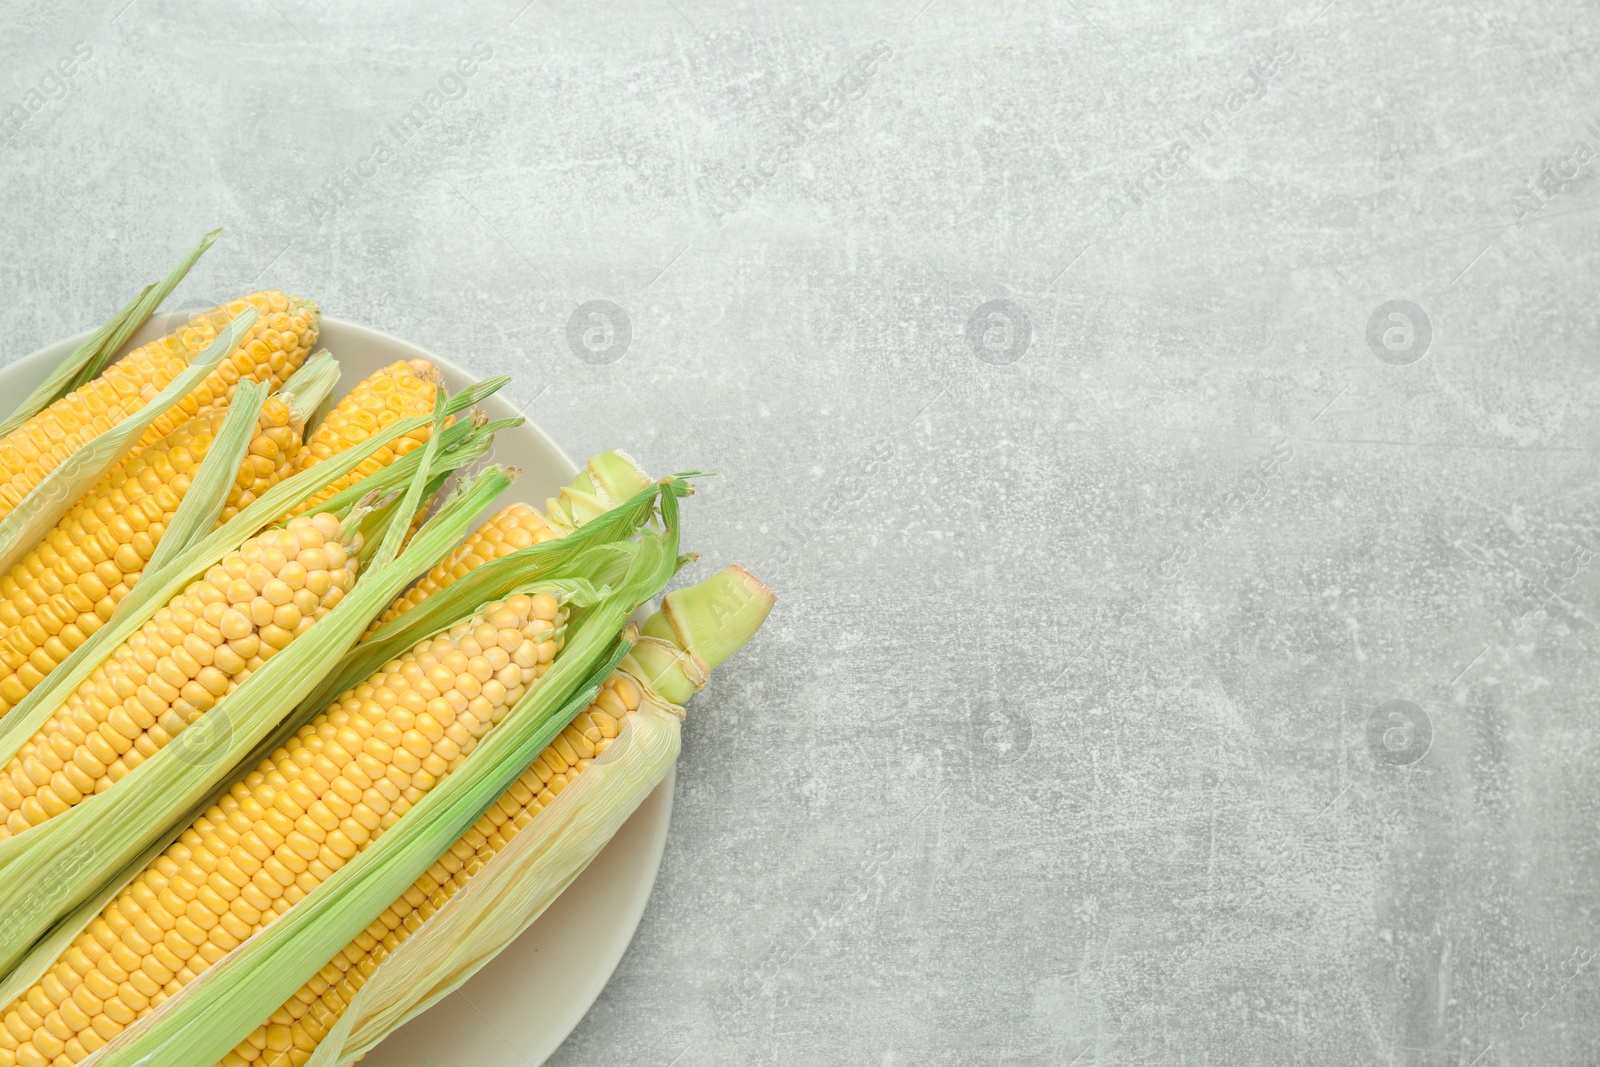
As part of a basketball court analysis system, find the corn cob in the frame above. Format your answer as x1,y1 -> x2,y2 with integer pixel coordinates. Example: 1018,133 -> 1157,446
0,591 -> 562,1066
286,361 -> 440,519
0,393 -> 313,720
0,292 -> 317,520
0,513 -> 359,839
222,676 -> 644,1066
224,567 -> 772,1066
368,449 -> 654,635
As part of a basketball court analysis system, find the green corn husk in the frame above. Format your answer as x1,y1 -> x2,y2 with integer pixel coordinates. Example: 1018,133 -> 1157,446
0,478 -> 677,1028
276,349 -> 341,426
299,412 -> 518,525
0,391 -> 458,1000
0,229 -> 220,435
67,231 -> 223,392
0,354 -> 342,729
0,383 -> 511,974
303,565 -> 775,1065
0,286 -> 150,437
329,456 -> 668,706
544,448 -> 657,535
0,305 -> 256,579
341,415 -> 519,572
139,349 -> 341,577
0,465 -> 504,976
0,791 -> 193,1011
139,378 -> 266,576
351,473 -> 686,681
81,492 -> 688,1067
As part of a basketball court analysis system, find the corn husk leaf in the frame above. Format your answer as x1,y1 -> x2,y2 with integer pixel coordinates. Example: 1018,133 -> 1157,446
84,494 -> 684,1067
0,229 -> 220,433
0,303 -> 255,578
277,349 -> 341,427
0,406 -> 509,973
342,417 -> 516,571
298,408 -> 515,525
313,700 -> 682,1064
0,457 -> 428,1000
0,786 -> 199,1009
141,379 -> 266,575
0,286 -> 149,436
542,448 -> 656,535
319,562 -> 775,1061
68,230 -> 223,391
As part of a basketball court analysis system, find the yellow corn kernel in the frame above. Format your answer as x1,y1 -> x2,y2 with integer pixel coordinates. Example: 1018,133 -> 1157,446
367,504 -> 555,635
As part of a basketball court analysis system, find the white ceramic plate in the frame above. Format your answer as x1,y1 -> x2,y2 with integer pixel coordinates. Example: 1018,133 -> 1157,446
7,314 -> 672,1066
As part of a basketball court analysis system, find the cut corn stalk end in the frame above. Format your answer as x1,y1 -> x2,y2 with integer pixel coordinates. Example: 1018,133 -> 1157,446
629,564 -> 775,706
544,450 -> 653,536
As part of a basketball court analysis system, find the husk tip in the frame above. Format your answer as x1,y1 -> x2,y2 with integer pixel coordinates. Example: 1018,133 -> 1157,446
587,449 -> 653,501
661,564 -> 775,673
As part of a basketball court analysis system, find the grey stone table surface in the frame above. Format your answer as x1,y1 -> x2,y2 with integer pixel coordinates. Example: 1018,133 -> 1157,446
3,1 -> 1599,1063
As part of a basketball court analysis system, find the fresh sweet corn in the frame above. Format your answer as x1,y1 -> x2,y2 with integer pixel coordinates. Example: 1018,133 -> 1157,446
0,292 -> 317,520
224,567 -> 774,1067
286,361 -> 440,518
0,593 -> 563,1066
0,398 -> 308,719
0,513 -> 359,839
220,673 -> 638,1066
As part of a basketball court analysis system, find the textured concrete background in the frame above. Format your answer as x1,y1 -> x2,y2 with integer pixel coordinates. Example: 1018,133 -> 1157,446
4,1 -> 1600,1063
